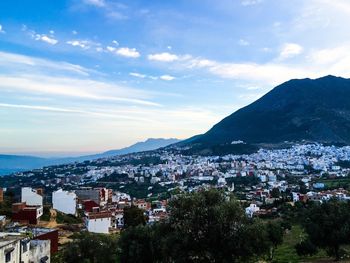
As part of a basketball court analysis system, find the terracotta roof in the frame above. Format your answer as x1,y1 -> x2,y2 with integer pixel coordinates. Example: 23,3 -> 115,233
87,211 -> 112,220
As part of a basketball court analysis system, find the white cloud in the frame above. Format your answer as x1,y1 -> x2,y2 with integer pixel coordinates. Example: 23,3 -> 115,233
112,40 -> 119,46
238,39 -> 250,46
129,72 -> 177,81
115,47 -> 140,58
130,72 -> 146,78
0,24 -> 5,33
279,43 -> 303,60
83,0 -> 105,7
177,42 -> 350,86
0,51 -> 159,106
148,52 -> 179,62
0,51 -> 92,76
0,75 -> 159,106
66,40 -> 101,50
107,11 -> 128,20
106,46 -> 116,52
80,0 -> 127,20
241,0 -> 263,6
34,34 -> 58,45
160,75 -> 175,81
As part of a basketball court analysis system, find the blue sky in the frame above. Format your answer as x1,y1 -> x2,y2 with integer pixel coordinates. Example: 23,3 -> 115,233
1,0 -> 350,156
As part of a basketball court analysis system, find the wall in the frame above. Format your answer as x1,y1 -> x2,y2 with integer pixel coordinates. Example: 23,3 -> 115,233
21,188 -> 43,206
29,240 -> 50,263
0,239 -> 21,263
87,217 -> 111,234
35,230 -> 59,254
52,190 -> 77,215
75,189 -> 100,204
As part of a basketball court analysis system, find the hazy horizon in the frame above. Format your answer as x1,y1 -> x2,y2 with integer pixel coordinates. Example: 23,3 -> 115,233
1,0 -> 350,152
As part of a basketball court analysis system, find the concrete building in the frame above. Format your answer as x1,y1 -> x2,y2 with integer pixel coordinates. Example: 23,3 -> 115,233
12,203 -> 43,225
75,189 -> 100,204
28,240 -> 50,263
52,189 -> 77,215
245,203 -> 260,218
0,233 -> 23,263
85,212 -> 112,234
21,188 -> 43,207
0,233 -> 50,263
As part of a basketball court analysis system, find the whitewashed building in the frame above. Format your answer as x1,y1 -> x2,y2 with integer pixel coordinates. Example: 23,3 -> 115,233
28,240 -> 50,263
52,189 -> 77,215
85,212 -> 112,234
0,233 -> 50,263
21,188 -> 43,207
245,204 -> 260,218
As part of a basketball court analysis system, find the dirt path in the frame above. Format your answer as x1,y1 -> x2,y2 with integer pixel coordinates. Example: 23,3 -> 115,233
41,208 -> 59,228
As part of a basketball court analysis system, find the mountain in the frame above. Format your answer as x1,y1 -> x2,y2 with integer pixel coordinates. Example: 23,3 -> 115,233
0,138 -> 180,176
78,138 -> 181,161
0,155 -> 50,175
187,75 -> 350,151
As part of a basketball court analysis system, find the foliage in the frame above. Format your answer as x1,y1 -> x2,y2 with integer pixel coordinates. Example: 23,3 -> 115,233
40,205 -> 51,221
61,232 -> 119,263
295,239 -> 318,257
0,191 -> 15,217
123,205 -> 147,228
301,199 -> 350,260
56,211 -> 82,224
266,221 -> 284,259
118,189 -> 283,263
271,188 -> 281,198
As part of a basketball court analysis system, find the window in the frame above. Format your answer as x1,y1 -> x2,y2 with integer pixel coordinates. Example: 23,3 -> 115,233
22,243 -> 28,252
5,251 -> 11,262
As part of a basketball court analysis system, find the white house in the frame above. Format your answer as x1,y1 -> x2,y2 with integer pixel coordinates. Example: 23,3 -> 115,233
0,233 -> 22,263
28,240 -> 50,263
0,233 -> 50,263
21,188 -> 43,206
245,204 -> 260,218
52,189 -> 77,215
86,212 -> 112,234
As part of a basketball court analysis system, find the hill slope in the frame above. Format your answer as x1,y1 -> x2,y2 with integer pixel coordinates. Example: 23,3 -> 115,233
79,138 -> 181,161
192,75 -> 350,147
0,138 -> 180,175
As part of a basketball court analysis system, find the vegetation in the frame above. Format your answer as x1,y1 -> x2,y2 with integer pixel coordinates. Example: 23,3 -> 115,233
56,211 -> 82,224
0,191 -> 15,217
53,190 -> 350,263
40,205 -> 51,221
54,232 -> 119,263
123,206 -> 147,228
118,189 -> 284,262
300,199 -> 350,261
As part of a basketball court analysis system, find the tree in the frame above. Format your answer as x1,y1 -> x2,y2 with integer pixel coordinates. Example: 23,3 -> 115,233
295,239 -> 318,257
266,221 -> 284,260
271,188 -> 281,198
123,205 -> 147,228
119,189 -> 282,263
118,225 -> 154,263
61,232 -> 118,263
301,199 -> 350,261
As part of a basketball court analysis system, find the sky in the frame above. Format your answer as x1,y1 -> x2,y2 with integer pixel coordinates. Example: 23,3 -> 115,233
1,0 -> 350,156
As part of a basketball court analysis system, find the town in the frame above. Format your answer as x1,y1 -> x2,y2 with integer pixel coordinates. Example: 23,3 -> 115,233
1,143 -> 350,261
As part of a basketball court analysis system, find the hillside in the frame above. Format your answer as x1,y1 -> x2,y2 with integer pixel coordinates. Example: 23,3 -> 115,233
0,138 -> 180,176
189,75 -> 350,150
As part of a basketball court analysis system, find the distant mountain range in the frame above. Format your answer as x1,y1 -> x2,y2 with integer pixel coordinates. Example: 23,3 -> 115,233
183,75 -> 350,154
0,138 -> 180,176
